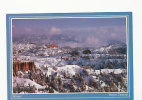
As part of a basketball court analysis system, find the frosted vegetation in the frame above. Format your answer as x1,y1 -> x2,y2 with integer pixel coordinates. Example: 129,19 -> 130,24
13,43 -> 127,93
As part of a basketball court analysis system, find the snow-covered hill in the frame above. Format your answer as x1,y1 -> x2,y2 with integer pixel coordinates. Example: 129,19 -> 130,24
13,43 -> 128,93
94,43 -> 126,54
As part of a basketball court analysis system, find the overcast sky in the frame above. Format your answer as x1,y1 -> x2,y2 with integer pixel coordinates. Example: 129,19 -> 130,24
12,18 -> 126,48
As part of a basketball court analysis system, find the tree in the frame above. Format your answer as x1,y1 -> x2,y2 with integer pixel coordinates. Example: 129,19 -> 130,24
83,49 -> 91,54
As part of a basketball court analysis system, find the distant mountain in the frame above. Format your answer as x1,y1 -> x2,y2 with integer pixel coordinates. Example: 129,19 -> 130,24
13,33 -> 79,46
95,43 -> 127,54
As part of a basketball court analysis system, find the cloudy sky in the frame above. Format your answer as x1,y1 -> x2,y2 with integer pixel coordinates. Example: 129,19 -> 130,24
12,18 -> 126,48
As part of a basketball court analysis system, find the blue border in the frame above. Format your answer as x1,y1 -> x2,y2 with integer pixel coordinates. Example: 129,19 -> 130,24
6,12 -> 133,100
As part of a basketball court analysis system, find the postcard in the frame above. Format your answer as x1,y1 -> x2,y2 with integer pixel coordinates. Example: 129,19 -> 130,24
7,12 -> 133,100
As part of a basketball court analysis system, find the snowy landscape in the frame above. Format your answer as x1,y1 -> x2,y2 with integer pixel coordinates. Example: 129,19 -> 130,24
12,18 -> 127,93
13,42 -> 127,93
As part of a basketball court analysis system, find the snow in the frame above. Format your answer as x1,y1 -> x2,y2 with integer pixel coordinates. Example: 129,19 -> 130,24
13,77 -> 45,89
57,65 -> 83,76
13,43 -> 127,93
101,69 -> 124,74
94,43 -> 126,54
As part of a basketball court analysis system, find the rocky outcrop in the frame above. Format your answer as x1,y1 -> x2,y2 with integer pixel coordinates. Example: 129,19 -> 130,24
13,62 -> 37,76
48,43 -> 58,48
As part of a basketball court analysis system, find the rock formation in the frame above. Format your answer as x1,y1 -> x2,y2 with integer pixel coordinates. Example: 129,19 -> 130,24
13,61 -> 36,76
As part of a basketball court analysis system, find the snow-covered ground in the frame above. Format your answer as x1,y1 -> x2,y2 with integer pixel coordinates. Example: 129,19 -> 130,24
13,77 -> 45,89
13,43 -> 127,93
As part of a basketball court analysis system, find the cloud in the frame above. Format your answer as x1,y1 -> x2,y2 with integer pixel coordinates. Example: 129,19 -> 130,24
86,36 -> 99,44
58,25 -> 126,47
13,23 -> 126,48
24,27 -> 32,32
50,27 -> 61,35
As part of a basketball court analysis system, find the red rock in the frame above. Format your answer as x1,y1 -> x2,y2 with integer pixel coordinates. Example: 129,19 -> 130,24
13,61 -> 36,76
49,43 -> 58,48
